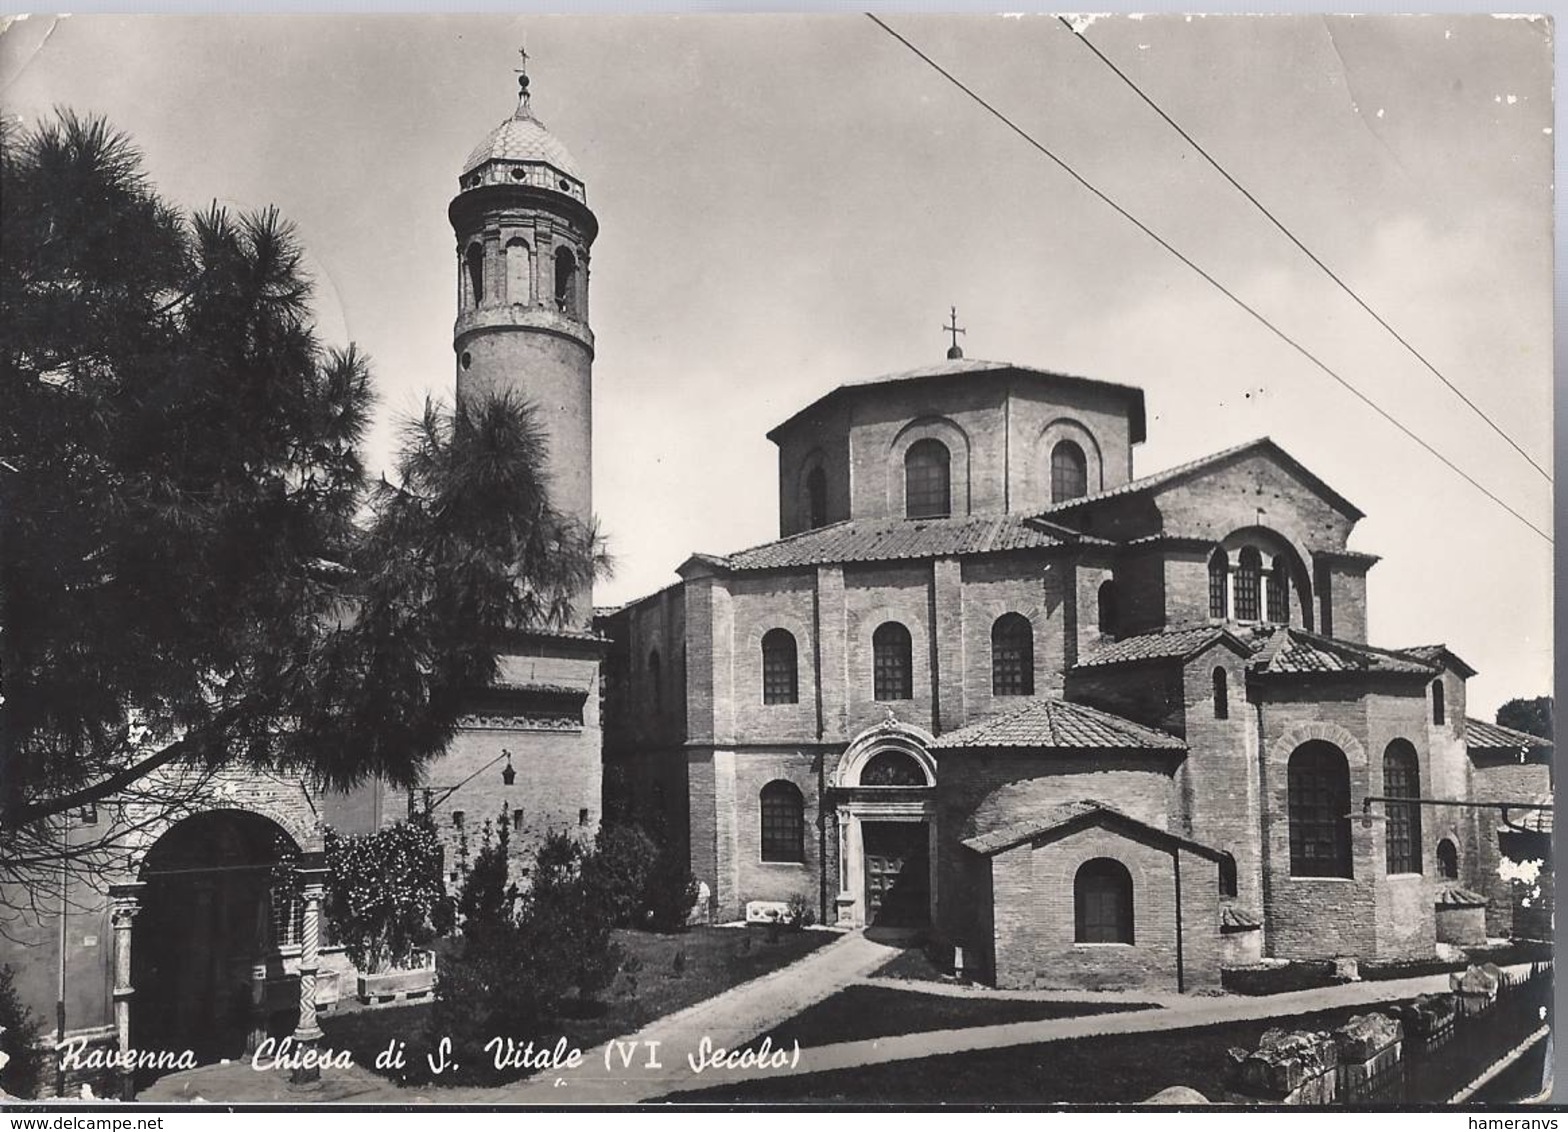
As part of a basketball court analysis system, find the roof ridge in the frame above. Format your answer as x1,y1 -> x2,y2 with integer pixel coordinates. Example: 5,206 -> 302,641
1039,437 -> 1271,514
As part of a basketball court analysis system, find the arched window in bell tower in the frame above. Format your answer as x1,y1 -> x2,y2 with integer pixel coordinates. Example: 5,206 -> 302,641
465,244 -> 485,309
1051,440 -> 1089,503
806,467 -> 828,529
554,247 -> 578,316
505,238 -> 531,305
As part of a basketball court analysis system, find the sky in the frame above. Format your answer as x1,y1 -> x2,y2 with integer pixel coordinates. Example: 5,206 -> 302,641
0,13 -> 1553,716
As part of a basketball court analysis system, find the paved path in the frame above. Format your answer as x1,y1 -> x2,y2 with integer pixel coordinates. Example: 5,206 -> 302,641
649,964 -> 1539,1098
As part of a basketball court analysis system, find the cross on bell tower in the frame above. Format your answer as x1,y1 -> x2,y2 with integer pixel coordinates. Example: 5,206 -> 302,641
944,305 -> 966,360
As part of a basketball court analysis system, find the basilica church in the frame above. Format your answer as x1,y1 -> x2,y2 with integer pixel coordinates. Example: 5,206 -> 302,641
597,343 -> 1553,992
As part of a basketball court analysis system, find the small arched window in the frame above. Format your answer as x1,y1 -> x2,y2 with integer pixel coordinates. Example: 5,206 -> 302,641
1267,555 -> 1291,623
1218,851 -> 1239,898
1437,838 -> 1459,880
1431,680 -> 1445,726
1075,858 -> 1134,944
761,628 -> 799,705
860,750 -> 927,787
1288,741 -> 1352,878
648,648 -> 662,714
1097,580 -> 1117,636
465,243 -> 485,308
873,622 -> 913,701
1051,440 -> 1089,504
904,439 -> 951,519
1213,667 -> 1229,720
1235,547 -> 1262,622
1383,740 -> 1423,875
505,237 -> 530,305
806,466 -> 828,529
1208,548 -> 1229,620
554,247 -> 578,316
760,780 -> 804,863
991,613 -> 1034,697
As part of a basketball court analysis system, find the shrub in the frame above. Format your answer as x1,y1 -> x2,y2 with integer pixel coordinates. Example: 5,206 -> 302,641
584,823 -> 658,928
324,817 -> 453,973
0,965 -> 42,1099
457,810 -> 518,931
641,842 -> 699,933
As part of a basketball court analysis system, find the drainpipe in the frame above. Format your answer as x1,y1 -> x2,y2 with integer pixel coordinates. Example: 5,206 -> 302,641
56,813 -> 69,1098
1171,843 -> 1185,994
1254,695 -> 1272,957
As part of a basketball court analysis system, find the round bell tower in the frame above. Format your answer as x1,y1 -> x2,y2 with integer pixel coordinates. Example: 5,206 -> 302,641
450,56 -> 598,626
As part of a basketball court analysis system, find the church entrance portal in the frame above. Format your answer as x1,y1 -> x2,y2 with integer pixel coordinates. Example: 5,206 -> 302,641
862,821 -> 930,927
132,811 -> 302,1077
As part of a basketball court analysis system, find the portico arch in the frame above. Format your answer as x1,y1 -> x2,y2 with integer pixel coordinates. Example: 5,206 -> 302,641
832,716 -> 938,929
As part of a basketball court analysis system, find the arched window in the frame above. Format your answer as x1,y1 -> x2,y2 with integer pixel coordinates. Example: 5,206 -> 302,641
1431,680 -> 1445,726
554,247 -> 578,316
1235,547 -> 1262,622
505,237 -> 531,305
1051,440 -> 1089,504
806,466 -> 828,529
1288,741 -> 1352,877
1213,667 -> 1229,720
1267,555 -> 1290,623
1097,580 -> 1117,636
760,781 -> 804,863
904,439 -> 951,519
860,750 -> 927,787
761,629 -> 798,705
465,243 -> 485,307
991,613 -> 1034,696
873,622 -> 913,701
1208,549 -> 1229,620
1075,858 -> 1133,944
1218,851 -> 1239,898
648,648 -> 662,714
1437,838 -> 1459,880
1383,740 -> 1423,875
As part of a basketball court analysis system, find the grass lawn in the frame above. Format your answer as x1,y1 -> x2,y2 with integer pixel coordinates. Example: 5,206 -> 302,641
319,925 -> 835,1087
747,984 -> 1157,1050
667,1002 -> 1409,1104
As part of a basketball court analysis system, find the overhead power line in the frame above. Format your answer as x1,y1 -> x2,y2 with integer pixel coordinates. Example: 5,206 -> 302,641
865,13 -> 1551,546
1056,16 -> 1551,485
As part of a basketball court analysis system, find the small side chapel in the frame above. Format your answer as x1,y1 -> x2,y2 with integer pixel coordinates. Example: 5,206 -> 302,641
598,340 -> 1552,993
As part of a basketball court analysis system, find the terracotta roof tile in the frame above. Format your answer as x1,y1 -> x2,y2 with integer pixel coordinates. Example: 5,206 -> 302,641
1246,627 -> 1438,676
1465,718 -> 1553,750
960,798 -> 1223,860
931,697 -> 1186,751
1076,625 -> 1243,668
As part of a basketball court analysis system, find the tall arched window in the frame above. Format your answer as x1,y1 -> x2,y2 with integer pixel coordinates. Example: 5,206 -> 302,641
1267,555 -> 1290,623
1288,741 -> 1352,877
1208,548 -> 1229,620
1218,851 -> 1239,898
554,247 -> 578,316
505,237 -> 531,305
1075,858 -> 1134,944
761,628 -> 798,705
1437,838 -> 1459,880
465,243 -> 485,308
991,613 -> 1034,696
1097,580 -> 1117,636
1051,440 -> 1089,503
806,466 -> 828,529
873,622 -> 913,701
760,780 -> 804,863
1235,547 -> 1262,622
1431,680 -> 1445,726
647,648 -> 662,714
904,439 -> 951,518
1213,667 -> 1229,720
1383,740 -> 1423,875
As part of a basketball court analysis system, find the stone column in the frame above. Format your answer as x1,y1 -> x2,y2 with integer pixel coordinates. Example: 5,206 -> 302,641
289,857 -> 328,1086
108,881 -> 145,1101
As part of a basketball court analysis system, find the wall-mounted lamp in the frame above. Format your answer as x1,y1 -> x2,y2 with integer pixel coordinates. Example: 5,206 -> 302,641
501,750 -> 516,787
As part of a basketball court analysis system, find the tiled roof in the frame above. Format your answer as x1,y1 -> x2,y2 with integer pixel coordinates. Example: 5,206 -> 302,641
462,109 -> 581,178
1501,795 -> 1554,836
1395,644 -> 1478,677
1464,718 -> 1553,751
1434,885 -> 1489,908
711,513 -> 1099,572
1076,625 -> 1246,668
1221,906 -> 1263,932
767,359 -> 1146,443
930,697 -> 1186,751
960,798 -> 1223,860
1246,626 -> 1438,676
1038,437 -> 1363,521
